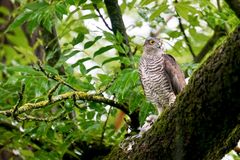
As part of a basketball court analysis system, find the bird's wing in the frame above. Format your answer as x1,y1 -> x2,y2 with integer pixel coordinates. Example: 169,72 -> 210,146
163,54 -> 186,94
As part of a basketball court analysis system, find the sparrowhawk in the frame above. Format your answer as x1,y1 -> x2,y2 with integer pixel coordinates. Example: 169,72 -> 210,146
139,37 -> 186,114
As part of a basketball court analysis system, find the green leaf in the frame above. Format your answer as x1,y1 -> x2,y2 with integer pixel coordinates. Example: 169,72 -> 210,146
73,26 -> 89,34
87,111 -> 95,119
25,1 -> 48,10
175,2 -> 199,21
122,43 -> 130,54
55,3 -> 68,15
27,18 -> 38,33
139,101 -> 155,125
44,65 -> 59,75
62,50 -> 80,61
7,66 -> 41,75
78,0 -> 88,5
149,3 -> 168,21
72,57 -> 91,68
7,11 -> 32,31
0,6 -> 10,15
21,150 -> 34,158
78,80 -> 95,90
79,63 -> 87,74
72,33 -> 85,45
102,57 -> 120,66
114,45 -> 125,53
93,45 -> 113,58
168,31 -> 181,38
86,66 -> 101,73
42,13 -> 53,32
140,0 -> 155,6
66,0 -> 75,5
91,0 -> 102,4
84,36 -> 102,49
116,31 -> 124,43
103,31 -> 116,42
81,13 -> 98,19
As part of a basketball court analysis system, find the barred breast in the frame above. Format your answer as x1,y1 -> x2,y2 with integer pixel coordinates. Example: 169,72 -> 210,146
139,54 -> 176,113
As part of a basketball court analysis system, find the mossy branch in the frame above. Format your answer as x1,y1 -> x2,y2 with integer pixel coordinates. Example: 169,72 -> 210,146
0,91 -> 129,117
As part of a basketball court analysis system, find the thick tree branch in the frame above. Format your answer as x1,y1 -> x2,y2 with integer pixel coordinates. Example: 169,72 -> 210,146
0,91 -> 129,117
104,0 -> 129,44
225,0 -> 240,19
105,25 -> 240,160
104,0 -> 133,69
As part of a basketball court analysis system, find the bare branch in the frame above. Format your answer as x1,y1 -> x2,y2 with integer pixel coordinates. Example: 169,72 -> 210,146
174,0 -> 196,60
12,83 -> 25,120
48,82 -> 61,102
93,3 -> 112,31
101,106 -> 112,145
177,16 -> 196,60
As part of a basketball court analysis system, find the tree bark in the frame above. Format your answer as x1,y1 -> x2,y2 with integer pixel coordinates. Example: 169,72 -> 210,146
105,25 -> 240,160
104,0 -> 133,68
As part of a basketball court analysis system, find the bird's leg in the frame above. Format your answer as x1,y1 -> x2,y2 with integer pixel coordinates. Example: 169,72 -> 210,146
168,93 -> 176,106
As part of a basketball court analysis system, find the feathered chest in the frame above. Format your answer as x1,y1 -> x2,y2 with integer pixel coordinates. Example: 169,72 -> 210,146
139,55 -> 164,75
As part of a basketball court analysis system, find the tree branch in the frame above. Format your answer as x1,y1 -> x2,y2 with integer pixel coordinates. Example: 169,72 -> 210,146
93,3 -> 112,31
0,91 -> 129,117
104,0 -> 133,69
177,16 -> 196,60
18,110 -> 66,122
174,0 -> 196,60
194,0 -> 227,63
12,83 -> 25,120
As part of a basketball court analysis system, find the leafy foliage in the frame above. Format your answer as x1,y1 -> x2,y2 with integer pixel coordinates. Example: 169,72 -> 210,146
0,0 -> 239,159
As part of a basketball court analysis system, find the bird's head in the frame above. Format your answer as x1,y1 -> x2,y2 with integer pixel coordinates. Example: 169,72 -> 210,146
143,37 -> 164,55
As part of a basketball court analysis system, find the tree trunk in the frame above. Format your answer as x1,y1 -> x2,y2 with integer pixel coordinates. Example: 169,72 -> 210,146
105,25 -> 240,160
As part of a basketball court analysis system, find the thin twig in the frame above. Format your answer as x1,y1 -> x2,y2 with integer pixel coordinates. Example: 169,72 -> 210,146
174,0 -> 196,60
48,82 -> 61,102
12,83 -> 25,119
100,106 -> 112,145
35,61 -> 78,91
177,16 -> 196,60
93,4 -> 112,31
216,0 -> 222,12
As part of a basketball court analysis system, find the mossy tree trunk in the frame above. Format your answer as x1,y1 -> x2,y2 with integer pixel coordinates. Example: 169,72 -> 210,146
105,26 -> 240,160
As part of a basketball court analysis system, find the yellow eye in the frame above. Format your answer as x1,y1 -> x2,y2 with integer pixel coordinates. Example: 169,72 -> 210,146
149,40 -> 155,44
